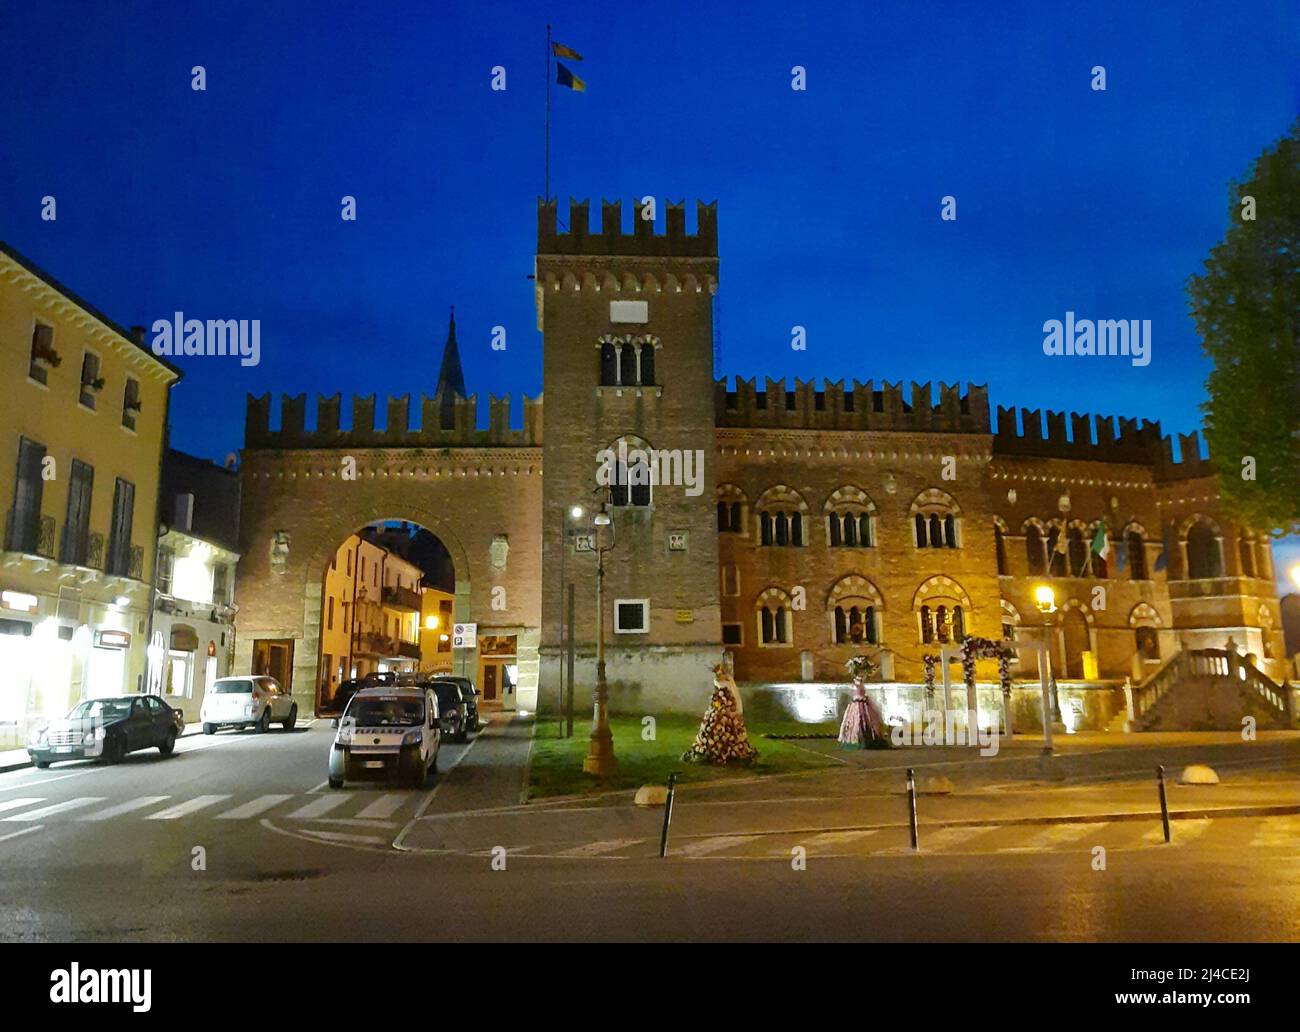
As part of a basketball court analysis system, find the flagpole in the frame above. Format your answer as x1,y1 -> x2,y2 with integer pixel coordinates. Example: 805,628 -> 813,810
545,23 -> 552,204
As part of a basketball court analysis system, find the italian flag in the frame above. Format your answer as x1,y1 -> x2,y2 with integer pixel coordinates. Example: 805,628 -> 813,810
1091,521 -> 1111,559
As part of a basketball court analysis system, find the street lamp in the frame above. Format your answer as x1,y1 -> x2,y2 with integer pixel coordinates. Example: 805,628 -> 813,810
1033,583 -> 1063,753
583,495 -> 617,776
557,505 -> 585,737
1289,562 -> 1300,592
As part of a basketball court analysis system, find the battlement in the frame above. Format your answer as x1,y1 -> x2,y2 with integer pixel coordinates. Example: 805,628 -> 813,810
244,391 -> 542,450
714,378 -> 990,434
538,198 -> 718,258
993,407 -> 1215,477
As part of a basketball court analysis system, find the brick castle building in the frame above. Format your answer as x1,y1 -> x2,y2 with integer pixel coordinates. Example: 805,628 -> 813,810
233,199 -> 1287,720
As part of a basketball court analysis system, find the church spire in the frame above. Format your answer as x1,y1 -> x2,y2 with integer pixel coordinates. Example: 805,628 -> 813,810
436,306 -> 466,430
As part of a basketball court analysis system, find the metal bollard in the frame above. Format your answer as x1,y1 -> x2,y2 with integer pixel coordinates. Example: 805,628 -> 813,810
907,767 -> 919,851
1156,764 -> 1171,843
659,772 -> 679,858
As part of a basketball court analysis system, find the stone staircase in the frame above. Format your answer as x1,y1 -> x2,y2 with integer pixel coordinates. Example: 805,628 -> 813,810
1131,648 -> 1296,732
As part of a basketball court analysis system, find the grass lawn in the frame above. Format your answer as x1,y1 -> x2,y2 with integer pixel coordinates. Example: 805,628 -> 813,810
526,714 -> 842,799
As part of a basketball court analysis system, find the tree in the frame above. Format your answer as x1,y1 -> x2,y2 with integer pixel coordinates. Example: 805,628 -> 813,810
1188,118 -> 1299,535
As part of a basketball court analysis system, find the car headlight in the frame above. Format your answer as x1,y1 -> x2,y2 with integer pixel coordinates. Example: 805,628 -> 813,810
336,728 -> 353,746
402,730 -> 423,746
27,727 -> 48,747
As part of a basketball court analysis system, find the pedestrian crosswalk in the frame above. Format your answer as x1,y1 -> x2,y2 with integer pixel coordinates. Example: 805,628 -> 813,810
0,790 -> 429,829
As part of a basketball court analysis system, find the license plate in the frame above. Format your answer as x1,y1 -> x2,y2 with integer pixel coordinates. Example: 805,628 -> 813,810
54,746 -> 74,754
363,760 -> 385,769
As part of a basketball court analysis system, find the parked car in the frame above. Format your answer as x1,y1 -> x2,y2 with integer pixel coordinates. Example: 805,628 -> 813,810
428,679 -> 470,742
432,676 -> 479,735
328,685 -> 440,789
330,677 -> 365,714
200,675 -> 297,734
27,695 -> 181,767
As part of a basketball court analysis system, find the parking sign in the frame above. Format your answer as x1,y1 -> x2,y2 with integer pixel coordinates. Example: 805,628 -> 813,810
452,622 -> 477,648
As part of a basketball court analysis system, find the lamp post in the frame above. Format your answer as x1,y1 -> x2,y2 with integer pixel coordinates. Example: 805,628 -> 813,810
583,495 -> 617,776
557,504 -> 584,737
1033,583 -> 1062,755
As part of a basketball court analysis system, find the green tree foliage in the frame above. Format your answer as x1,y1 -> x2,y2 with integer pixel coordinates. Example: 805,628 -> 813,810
1189,118 -> 1299,535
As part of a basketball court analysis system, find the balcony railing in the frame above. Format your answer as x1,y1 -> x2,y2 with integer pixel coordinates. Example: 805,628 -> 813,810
353,632 -> 423,660
381,584 -> 423,612
4,511 -> 56,558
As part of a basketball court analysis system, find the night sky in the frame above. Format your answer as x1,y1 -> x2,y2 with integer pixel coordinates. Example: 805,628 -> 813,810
2,0 -> 1298,585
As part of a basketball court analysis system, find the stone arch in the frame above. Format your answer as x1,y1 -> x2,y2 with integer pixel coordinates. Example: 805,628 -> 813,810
909,487 -> 962,517
823,485 -> 877,514
1000,598 -> 1022,626
1127,602 -> 1162,627
912,575 -> 972,610
826,573 -> 884,610
716,482 -> 748,535
755,484 -> 809,513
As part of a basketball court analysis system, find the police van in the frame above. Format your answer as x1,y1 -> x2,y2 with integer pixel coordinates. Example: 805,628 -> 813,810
328,685 -> 440,789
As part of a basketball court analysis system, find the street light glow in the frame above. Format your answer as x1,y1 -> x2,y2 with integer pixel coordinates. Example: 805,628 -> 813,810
570,505 -> 584,520
424,614 -> 440,630
1290,562 -> 1300,591
1033,584 -> 1056,613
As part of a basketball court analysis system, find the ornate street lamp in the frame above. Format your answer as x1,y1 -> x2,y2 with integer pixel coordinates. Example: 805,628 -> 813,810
1033,583 -> 1064,735
583,495 -> 617,776
557,504 -> 585,737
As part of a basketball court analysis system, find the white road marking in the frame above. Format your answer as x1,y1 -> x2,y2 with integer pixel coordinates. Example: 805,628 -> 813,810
145,795 -> 232,820
0,798 -> 44,816
673,835 -> 761,857
354,794 -> 408,820
286,795 -> 350,820
298,829 -> 388,845
0,825 -> 44,844
80,796 -> 171,821
1142,818 -> 1212,846
2,797 -> 107,822
0,773 -> 84,793
216,794 -> 295,820
999,822 -> 1108,852
556,838 -> 645,857
915,825 -> 998,852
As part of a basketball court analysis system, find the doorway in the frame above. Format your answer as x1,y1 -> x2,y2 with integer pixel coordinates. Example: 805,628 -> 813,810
477,634 -> 517,710
253,638 -> 294,690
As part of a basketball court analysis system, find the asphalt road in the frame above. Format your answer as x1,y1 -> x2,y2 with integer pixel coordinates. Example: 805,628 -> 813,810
1,717 -> 1298,942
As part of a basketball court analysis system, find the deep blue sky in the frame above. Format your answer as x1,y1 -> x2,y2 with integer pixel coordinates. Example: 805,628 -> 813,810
2,0 -> 1297,582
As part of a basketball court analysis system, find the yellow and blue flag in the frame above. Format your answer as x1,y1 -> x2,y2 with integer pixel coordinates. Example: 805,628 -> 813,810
552,41 -> 583,60
556,62 -> 586,92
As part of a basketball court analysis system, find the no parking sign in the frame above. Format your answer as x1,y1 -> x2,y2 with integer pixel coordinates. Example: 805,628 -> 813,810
452,622 -> 477,648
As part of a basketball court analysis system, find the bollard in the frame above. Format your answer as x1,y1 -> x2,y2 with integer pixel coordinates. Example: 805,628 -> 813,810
659,771 -> 679,858
906,767 -> 919,851
1156,764 -> 1171,843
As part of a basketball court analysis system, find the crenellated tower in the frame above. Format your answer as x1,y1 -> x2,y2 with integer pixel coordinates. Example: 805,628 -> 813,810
538,198 -> 723,710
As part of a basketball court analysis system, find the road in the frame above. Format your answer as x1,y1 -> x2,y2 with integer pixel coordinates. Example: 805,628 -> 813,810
1,717 -> 1298,942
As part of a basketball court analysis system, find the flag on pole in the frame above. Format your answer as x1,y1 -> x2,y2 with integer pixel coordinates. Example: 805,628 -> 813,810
556,62 -> 586,91
552,41 -> 583,60
1091,521 -> 1111,560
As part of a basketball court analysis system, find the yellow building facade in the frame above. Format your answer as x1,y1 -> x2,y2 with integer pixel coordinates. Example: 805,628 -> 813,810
0,242 -> 179,749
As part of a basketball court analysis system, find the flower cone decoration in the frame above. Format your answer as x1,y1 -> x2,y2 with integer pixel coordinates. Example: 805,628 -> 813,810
682,663 -> 758,765
839,655 -> 890,749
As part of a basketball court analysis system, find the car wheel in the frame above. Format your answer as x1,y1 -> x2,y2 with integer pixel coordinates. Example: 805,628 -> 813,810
34,761 -> 51,769
283,705 -> 297,730
328,776 -> 344,789
255,709 -> 271,734
158,732 -> 176,757
202,723 -> 216,735
102,735 -> 125,765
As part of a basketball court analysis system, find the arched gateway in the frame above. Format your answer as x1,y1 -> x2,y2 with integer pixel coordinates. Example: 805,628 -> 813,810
234,315 -> 544,717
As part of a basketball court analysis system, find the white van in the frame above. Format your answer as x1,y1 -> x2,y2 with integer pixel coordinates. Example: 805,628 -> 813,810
328,685 -> 440,789
200,676 -> 298,734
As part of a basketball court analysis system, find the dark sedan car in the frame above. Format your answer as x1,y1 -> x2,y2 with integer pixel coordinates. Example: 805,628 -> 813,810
26,695 -> 181,767
431,677 -> 479,740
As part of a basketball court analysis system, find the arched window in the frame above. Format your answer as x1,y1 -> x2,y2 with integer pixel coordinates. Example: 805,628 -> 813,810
599,341 -> 617,386
834,604 -> 878,645
756,587 -> 792,646
827,575 -> 884,648
913,576 -> 971,646
828,516 -> 842,547
1025,524 -> 1046,575
1186,520 -> 1222,579
1067,526 -> 1088,577
639,343 -> 656,386
755,486 -> 808,548
823,487 -> 877,550
858,513 -> 872,545
1046,526 -> 1063,574
910,489 -> 960,549
618,341 -> 637,386
1126,531 -> 1147,580
920,605 -> 934,644
995,525 -> 1008,575
605,436 -> 652,508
